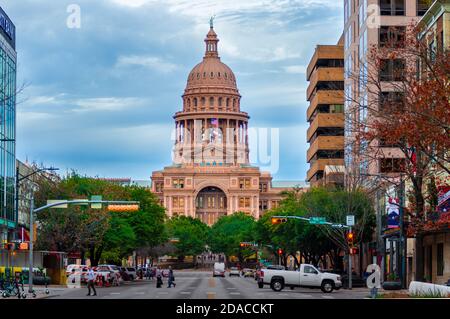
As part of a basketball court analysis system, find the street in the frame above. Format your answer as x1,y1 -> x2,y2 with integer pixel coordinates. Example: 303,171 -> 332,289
43,271 -> 369,299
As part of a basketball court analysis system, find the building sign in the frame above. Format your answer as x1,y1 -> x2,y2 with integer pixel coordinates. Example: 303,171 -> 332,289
386,197 -> 400,229
0,7 -> 15,49
437,186 -> 450,213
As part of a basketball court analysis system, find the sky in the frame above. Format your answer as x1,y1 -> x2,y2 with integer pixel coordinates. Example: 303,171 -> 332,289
3,0 -> 344,182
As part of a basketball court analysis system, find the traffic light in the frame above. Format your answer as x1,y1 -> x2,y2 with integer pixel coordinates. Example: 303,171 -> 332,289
277,248 -> 283,255
107,204 -> 139,212
4,243 -> 15,251
240,242 -> 252,248
271,217 -> 287,225
346,231 -> 354,248
350,247 -> 359,255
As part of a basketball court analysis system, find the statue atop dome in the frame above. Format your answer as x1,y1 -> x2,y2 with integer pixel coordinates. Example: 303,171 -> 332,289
210,15 -> 215,29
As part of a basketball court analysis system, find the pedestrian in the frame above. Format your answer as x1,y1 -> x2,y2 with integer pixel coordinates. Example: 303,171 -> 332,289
150,267 -> 155,281
167,266 -> 176,288
156,267 -> 163,288
146,267 -> 151,280
86,267 -> 97,296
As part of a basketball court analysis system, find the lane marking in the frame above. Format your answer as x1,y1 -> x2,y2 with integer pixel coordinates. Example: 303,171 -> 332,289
322,295 -> 334,299
180,292 -> 191,294
229,292 -> 241,295
207,292 -> 216,300
208,278 -> 216,288
135,292 -> 145,295
110,293 -> 120,295
158,292 -> 169,295
227,287 -> 237,290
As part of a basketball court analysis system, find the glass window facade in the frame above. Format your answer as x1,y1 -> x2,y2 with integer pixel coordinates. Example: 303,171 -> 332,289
0,38 -> 16,227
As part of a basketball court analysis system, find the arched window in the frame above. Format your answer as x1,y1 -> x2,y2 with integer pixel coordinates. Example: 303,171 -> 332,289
186,99 -> 191,109
218,72 -> 221,78
197,73 -> 200,79
226,98 -> 230,107
218,97 -> 222,107
193,98 -> 198,107
209,97 -> 214,107
203,72 -> 206,78
201,97 -> 206,107
210,72 -> 214,78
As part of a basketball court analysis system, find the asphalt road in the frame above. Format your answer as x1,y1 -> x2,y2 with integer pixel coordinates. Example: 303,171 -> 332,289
42,271 -> 370,299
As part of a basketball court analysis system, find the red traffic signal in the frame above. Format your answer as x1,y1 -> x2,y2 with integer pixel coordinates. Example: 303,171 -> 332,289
350,247 -> 359,255
277,248 -> 283,255
346,231 -> 354,247
4,243 -> 15,251
271,217 -> 287,225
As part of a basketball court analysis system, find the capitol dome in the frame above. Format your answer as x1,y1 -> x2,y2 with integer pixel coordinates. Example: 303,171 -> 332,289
182,24 -> 241,113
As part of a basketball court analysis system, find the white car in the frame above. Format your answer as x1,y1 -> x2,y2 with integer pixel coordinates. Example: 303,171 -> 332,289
97,265 -> 123,285
229,267 -> 240,277
213,262 -> 225,277
258,264 -> 342,293
65,264 -> 86,277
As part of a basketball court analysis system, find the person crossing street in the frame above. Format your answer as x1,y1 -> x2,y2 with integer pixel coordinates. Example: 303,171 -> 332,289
86,267 -> 97,296
167,266 -> 176,288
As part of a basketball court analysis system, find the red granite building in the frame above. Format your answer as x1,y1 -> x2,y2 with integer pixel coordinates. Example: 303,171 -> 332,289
151,24 -> 302,225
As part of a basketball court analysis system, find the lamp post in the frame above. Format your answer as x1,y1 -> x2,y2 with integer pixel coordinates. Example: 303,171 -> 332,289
27,199 -> 139,293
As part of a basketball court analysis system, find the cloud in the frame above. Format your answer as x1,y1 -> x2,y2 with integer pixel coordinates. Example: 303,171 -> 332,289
283,65 -> 307,74
116,55 -> 178,73
72,97 -> 147,113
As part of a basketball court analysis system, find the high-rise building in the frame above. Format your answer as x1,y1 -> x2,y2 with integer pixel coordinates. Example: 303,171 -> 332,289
344,0 -> 431,182
306,37 -> 345,188
151,23 -> 302,225
343,0 -> 431,284
0,7 -> 16,243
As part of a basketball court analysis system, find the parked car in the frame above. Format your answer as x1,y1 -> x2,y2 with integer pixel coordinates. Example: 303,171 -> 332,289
229,267 -> 240,277
242,268 -> 254,278
213,262 -> 225,277
65,264 -> 86,277
97,265 -> 123,285
119,267 -> 137,281
258,264 -> 342,293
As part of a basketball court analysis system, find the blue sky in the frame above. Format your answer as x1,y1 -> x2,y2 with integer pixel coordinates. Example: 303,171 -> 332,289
3,0 -> 343,182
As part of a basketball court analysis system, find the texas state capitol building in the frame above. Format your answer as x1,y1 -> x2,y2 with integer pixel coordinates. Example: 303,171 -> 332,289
151,23 -> 302,225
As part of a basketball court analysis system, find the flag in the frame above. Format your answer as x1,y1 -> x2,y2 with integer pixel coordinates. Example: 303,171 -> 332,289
211,118 -> 219,127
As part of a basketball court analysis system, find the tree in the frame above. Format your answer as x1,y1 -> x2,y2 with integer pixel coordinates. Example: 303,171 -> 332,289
345,24 -> 449,232
299,188 -> 375,254
209,212 -> 256,263
34,173 -> 167,266
166,216 -> 209,261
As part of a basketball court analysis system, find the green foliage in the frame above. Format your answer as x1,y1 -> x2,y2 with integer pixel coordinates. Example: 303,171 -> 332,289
254,187 -> 375,266
34,173 -> 167,265
166,216 -> 209,258
209,212 -> 256,262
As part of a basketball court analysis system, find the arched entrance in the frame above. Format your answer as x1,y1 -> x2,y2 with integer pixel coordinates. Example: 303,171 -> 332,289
195,186 -> 227,225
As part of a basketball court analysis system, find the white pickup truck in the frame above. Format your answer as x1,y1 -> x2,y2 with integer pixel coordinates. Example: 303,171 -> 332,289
258,264 -> 342,293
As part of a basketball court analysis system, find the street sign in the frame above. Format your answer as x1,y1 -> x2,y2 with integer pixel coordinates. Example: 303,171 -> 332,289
309,217 -> 326,224
346,215 -> 355,226
91,195 -> 102,209
47,200 -> 68,209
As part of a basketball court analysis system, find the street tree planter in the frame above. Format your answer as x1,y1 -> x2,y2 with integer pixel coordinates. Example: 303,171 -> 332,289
382,281 -> 402,290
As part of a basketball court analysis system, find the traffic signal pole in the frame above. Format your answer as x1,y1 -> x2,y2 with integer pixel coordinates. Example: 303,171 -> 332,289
348,227 -> 352,290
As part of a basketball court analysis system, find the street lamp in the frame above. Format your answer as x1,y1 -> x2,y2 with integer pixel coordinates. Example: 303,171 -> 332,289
15,166 -> 59,239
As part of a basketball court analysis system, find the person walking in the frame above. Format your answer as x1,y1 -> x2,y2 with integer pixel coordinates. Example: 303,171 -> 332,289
167,266 -> 176,288
156,267 -> 163,288
86,267 -> 97,296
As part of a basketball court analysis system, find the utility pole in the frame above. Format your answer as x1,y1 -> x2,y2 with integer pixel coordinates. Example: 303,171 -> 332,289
28,195 -> 34,293
348,227 -> 352,290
